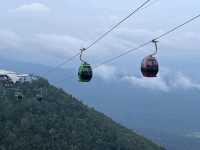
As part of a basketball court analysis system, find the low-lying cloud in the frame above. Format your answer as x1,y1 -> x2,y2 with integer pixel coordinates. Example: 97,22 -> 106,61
123,75 -> 170,92
95,65 -> 200,92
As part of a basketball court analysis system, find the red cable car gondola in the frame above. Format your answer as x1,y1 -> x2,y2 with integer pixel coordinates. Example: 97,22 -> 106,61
141,40 -> 159,77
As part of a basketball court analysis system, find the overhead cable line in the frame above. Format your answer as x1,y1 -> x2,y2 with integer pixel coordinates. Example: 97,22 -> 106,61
85,0 -> 152,50
140,0 -> 160,12
94,13 -> 200,69
44,53 -> 80,75
53,13 -> 200,85
42,0 -> 152,76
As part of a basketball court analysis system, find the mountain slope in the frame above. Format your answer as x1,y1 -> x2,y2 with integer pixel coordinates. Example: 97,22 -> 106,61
0,78 -> 165,150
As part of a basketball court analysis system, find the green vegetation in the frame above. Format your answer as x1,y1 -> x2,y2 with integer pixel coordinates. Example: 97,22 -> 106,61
0,78 -> 165,150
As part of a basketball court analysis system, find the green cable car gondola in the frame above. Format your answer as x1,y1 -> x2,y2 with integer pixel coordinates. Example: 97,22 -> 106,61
78,48 -> 93,82
78,62 -> 93,82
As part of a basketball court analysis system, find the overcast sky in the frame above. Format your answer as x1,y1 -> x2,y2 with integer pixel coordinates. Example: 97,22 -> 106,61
0,0 -> 199,71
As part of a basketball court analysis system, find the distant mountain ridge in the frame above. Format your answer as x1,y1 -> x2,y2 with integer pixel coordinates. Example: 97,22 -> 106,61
2,57 -> 200,150
0,76 -> 165,150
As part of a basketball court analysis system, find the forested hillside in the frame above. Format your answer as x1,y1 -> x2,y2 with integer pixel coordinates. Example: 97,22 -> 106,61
0,78 -> 165,150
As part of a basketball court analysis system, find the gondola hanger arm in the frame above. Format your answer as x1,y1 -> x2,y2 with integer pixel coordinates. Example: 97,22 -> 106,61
151,39 -> 158,56
80,48 -> 87,63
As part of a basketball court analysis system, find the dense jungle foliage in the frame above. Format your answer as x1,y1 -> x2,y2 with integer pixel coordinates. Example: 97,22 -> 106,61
0,78 -> 165,150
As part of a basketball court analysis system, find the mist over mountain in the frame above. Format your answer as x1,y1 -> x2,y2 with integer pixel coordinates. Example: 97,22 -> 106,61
1,57 -> 200,150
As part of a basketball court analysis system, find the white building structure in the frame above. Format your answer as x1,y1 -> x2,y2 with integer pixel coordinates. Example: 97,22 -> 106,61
0,69 -> 33,84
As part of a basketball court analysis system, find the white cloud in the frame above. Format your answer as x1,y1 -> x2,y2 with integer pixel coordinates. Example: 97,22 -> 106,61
126,72 -> 200,92
171,73 -> 200,90
94,65 -> 118,80
95,65 -> 200,92
123,75 -> 170,92
13,3 -> 50,13
34,33 -> 84,58
125,72 -> 200,92
0,29 -> 85,65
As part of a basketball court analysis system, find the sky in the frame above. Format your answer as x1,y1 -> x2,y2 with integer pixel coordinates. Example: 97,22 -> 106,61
0,0 -> 200,88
